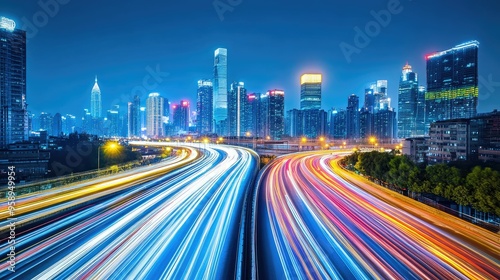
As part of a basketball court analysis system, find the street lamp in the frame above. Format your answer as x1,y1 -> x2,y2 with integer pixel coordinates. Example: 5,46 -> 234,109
369,136 -> 377,149
98,141 -> 120,172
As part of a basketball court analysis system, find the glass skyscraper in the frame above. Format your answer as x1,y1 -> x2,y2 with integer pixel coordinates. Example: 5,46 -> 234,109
173,100 -> 190,132
146,93 -> 164,138
261,90 -> 285,139
228,81 -> 246,136
91,76 -> 102,118
197,80 -> 213,135
425,41 -> 479,132
0,17 -> 28,148
398,63 -> 420,138
346,94 -> 359,139
300,74 -> 322,110
128,95 -> 141,138
213,48 -> 228,134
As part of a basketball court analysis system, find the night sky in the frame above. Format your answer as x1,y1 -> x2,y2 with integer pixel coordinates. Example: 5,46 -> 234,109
2,0 -> 500,117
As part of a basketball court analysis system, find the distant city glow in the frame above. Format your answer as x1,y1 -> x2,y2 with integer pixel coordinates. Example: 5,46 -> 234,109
0,17 -> 15,31
301,74 -> 322,85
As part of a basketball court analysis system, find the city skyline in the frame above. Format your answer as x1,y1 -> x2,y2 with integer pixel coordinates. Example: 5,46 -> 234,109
2,0 -> 499,116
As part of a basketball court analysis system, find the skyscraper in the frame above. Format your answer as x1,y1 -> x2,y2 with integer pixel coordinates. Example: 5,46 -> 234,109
52,113 -> 62,137
302,109 -> 327,138
146,93 -> 164,138
107,107 -> 120,137
426,41 -> 479,132
261,90 -> 285,139
228,81 -> 247,136
213,48 -> 228,135
300,74 -> 322,110
91,76 -> 102,119
64,114 -> 76,135
0,17 -> 28,147
374,109 -> 397,141
398,63 -> 420,138
197,80 -> 213,135
243,93 -> 260,137
173,100 -> 190,133
127,95 -> 141,138
416,86 -> 426,136
346,94 -> 360,139
286,109 -> 303,138
39,113 -> 52,134
331,109 -> 347,139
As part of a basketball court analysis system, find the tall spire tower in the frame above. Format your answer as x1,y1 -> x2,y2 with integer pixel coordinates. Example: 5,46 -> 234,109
91,76 -> 102,118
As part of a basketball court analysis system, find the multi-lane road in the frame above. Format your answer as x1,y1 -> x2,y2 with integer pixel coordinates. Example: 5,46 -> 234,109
1,143 -> 258,279
254,151 -> 500,279
2,145 -> 499,279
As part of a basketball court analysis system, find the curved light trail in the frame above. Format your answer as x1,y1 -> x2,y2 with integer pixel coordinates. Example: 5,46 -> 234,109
1,143 -> 258,279
255,151 -> 500,279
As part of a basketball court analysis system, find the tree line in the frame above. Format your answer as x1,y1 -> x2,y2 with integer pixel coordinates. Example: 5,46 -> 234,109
341,151 -> 500,216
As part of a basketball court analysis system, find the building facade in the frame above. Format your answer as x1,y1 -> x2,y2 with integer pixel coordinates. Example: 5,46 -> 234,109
260,90 -> 285,139
128,95 -> 141,138
146,93 -> 164,138
228,81 -> 246,136
300,74 -> 322,110
346,94 -> 359,139
0,17 -> 28,148
213,48 -> 228,135
398,63 -> 420,139
197,80 -> 213,135
173,100 -> 190,133
426,41 -> 479,132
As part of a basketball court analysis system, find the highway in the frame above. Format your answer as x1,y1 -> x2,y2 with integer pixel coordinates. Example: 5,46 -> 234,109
1,143 -> 258,279
254,151 -> 500,279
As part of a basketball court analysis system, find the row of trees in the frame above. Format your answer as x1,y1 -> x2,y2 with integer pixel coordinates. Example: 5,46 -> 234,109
341,151 -> 500,216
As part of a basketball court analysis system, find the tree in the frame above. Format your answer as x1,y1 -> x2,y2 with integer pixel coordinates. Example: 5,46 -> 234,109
467,167 -> 500,215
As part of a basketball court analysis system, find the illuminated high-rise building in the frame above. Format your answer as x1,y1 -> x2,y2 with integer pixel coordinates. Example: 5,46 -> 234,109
64,114 -> 76,135
107,107 -> 120,137
228,81 -> 247,136
398,63 -> 420,138
260,90 -> 285,139
39,113 -> 53,135
346,94 -> 359,139
128,95 -> 141,138
425,41 -> 479,132
213,48 -> 228,134
91,76 -> 102,118
52,113 -> 62,136
0,17 -> 28,147
173,100 -> 190,132
243,93 -> 260,137
300,74 -> 322,110
196,80 -> 213,134
146,93 -> 164,138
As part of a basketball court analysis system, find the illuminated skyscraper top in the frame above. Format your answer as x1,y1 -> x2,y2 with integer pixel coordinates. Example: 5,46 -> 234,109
90,76 -> 102,118
300,74 -> 322,110
213,48 -> 228,131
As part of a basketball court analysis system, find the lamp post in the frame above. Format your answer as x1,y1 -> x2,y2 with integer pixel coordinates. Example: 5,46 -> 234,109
98,141 -> 120,172
369,136 -> 377,150
301,137 -> 307,151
